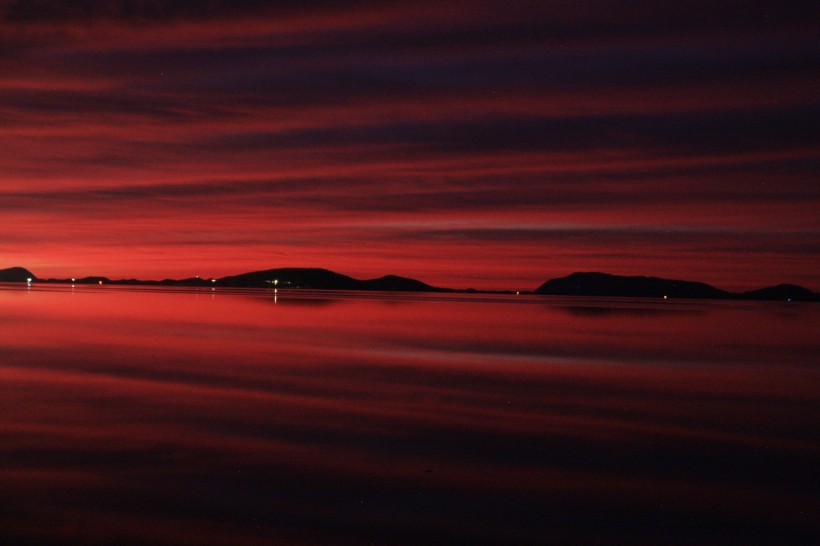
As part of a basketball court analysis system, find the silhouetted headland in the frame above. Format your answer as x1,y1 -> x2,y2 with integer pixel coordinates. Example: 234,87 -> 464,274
0,267 -> 36,282
5,266 -> 451,293
535,272 -> 818,302
217,268 -> 448,292
3,266 -> 817,300
739,284 -> 818,302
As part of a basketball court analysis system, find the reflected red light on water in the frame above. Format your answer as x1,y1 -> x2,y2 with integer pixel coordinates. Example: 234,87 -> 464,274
0,285 -> 818,545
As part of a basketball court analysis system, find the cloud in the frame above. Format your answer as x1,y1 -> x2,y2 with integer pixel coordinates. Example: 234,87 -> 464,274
0,1 -> 817,288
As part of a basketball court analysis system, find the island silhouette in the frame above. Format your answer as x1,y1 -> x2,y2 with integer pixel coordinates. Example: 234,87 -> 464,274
0,266 -> 34,283
1,266 -> 816,301
535,272 -> 818,302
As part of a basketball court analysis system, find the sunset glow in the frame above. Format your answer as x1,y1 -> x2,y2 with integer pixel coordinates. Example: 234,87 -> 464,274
1,1 -> 817,290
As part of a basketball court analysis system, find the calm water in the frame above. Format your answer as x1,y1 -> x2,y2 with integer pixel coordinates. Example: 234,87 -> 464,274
1,283 -> 818,545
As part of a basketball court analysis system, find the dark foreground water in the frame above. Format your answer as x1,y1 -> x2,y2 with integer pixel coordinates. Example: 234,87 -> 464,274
0,283 -> 817,545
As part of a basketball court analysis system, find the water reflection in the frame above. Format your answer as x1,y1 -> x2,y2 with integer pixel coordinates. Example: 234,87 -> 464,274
559,303 -> 704,317
0,284 -> 817,545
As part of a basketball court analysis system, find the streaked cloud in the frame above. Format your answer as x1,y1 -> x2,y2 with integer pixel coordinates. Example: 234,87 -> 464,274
0,1 -> 817,289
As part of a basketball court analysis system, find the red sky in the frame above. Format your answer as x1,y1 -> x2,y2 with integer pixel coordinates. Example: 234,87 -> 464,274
1,1 -> 818,291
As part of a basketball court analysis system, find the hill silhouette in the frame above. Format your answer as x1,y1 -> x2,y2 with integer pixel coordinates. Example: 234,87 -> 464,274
0,267 -> 36,282
535,272 -> 729,299
739,284 -> 817,302
3,265 -> 817,300
11,266 -> 449,293
535,272 -> 818,301
217,268 -> 448,291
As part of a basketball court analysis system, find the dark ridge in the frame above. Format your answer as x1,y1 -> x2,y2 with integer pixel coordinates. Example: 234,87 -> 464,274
739,284 -> 817,302
358,275 -> 449,292
5,266 -> 816,299
216,268 -> 449,292
158,277 -> 213,287
76,276 -> 111,284
535,272 -> 818,301
9,266 -> 449,292
535,272 -> 729,299
216,268 -> 361,289
0,266 -> 36,282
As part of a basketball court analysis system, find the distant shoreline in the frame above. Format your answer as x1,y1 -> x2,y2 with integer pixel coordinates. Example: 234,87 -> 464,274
1,266 -> 817,302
